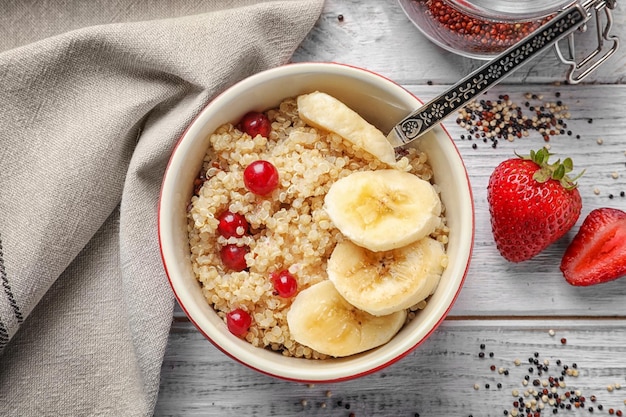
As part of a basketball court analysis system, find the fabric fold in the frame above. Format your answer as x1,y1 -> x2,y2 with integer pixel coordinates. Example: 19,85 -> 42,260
0,1 -> 324,415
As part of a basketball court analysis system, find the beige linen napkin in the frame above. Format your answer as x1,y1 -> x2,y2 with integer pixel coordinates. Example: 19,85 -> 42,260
0,1 -> 323,415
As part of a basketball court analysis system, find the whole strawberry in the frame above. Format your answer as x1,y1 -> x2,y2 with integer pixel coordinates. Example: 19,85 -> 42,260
487,148 -> 583,262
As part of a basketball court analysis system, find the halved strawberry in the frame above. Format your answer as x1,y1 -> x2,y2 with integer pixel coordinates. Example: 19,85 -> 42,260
560,208 -> 626,286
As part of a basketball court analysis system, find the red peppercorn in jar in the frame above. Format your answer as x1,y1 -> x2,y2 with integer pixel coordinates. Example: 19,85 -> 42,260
399,0 -> 577,59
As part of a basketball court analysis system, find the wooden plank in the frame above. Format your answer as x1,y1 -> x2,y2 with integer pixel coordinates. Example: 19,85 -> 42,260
156,1 -> 626,414
155,319 -> 626,417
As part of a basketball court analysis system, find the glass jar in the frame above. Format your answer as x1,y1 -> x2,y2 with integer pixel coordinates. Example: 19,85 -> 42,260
399,0 -> 578,59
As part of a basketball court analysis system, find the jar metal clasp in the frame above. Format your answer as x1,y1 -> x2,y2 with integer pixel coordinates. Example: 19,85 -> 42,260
553,0 -> 619,83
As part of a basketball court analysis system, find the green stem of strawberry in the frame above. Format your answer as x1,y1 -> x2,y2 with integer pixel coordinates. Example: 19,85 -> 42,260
515,148 -> 585,190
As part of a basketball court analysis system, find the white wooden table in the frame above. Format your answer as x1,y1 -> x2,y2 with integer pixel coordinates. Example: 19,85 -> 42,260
154,1 -> 626,415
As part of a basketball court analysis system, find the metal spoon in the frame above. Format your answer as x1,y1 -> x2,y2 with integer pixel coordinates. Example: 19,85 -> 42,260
386,1 -> 600,148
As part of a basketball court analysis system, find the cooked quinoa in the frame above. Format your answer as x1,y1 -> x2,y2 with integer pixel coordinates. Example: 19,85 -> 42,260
187,97 -> 449,359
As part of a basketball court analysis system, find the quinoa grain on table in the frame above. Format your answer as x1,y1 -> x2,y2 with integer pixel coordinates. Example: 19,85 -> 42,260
187,97 -> 448,359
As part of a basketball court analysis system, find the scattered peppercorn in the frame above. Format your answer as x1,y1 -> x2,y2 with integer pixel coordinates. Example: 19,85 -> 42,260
457,91 -> 571,148
338,14 -> 344,21
471,340 -> 626,417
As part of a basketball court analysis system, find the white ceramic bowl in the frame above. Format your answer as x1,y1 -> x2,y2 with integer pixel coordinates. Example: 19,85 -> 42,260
159,62 -> 474,382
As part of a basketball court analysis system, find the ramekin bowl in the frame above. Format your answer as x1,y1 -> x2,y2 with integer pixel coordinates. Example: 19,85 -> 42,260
158,62 -> 474,382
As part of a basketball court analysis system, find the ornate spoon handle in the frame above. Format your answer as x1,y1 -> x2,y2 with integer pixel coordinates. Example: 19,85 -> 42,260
388,3 -> 588,147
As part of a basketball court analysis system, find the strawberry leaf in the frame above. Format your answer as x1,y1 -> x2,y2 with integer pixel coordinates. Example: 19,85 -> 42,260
533,168 -> 551,183
553,164 -> 566,181
521,148 -> 583,189
563,157 -> 573,173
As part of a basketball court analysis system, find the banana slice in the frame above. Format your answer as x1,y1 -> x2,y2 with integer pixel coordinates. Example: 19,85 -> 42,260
327,237 -> 447,316
286,280 -> 407,357
297,91 -> 397,166
324,169 -> 442,252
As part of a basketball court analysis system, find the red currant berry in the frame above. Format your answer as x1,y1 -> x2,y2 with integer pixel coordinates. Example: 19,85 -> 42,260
243,160 -> 279,195
271,270 -> 298,298
217,211 -> 249,238
239,111 -> 271,138
220,244 -> 248,271
226,308 -> 252,337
